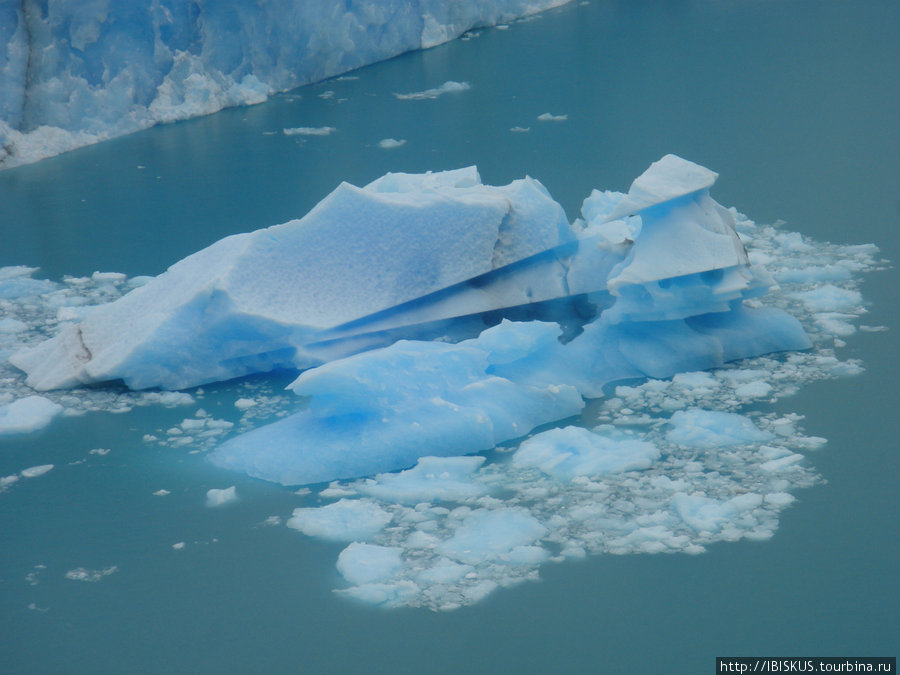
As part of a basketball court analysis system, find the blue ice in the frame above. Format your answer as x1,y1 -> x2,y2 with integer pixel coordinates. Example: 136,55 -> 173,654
10,155 -> 813,484
0,0 -> 572,168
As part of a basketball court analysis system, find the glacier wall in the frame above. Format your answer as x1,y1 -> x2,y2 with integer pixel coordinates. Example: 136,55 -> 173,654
0,0 -> 571,169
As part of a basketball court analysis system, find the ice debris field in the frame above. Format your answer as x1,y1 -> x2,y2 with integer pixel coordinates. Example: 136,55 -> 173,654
0,156 -> 884,610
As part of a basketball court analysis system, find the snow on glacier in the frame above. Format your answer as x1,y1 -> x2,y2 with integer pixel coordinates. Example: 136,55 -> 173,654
0,156 -> 885,611
0,1 -> 571,169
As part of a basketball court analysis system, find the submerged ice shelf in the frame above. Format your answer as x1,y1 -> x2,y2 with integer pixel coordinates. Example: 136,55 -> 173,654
0,156 -> 883,611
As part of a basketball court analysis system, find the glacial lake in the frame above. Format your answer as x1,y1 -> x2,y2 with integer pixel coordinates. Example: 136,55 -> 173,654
1,1 -> 897,672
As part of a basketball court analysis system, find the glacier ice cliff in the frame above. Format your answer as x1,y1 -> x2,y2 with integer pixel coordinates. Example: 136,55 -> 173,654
0,0 -> 571,169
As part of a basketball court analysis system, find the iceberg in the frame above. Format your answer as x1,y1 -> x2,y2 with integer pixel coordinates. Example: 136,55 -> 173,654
12,155 -> 785,395
0,0 -> 572,169
11,166 -> 575,390
205,155 -> 810,484
10,155 -> 813,485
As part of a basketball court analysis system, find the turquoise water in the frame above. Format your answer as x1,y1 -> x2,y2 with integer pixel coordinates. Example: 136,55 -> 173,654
1,1 -> 897,672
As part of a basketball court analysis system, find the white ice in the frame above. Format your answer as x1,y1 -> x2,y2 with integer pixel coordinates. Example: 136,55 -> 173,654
20,464 -> 54,479
393,80 -> 471,100
283,126 -> 337,136
337,542 -> 404,585
512,426 -> 659,480
205,486 -> 237,507
287,499 -> 392,541
436,509 -> 548,565
667,409 -> 774,448
0,396 -> 63,436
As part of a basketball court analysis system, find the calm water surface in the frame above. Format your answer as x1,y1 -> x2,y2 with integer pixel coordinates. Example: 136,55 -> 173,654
1,1 -> 897,672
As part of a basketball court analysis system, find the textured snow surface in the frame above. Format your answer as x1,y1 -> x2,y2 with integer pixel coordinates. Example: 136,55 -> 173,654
0,158 -> 883,610
0,0 -> 571,169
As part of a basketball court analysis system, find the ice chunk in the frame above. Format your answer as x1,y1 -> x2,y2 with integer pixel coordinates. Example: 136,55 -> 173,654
12,157 -> 787,399
287,499 -> 392,541
336,543 -> 404,585
537,112 -> 568,122
20,464 -> 54,478
416,558 -> 474,585
673,492 -> 764,532
393,81 -> 471,100
378,138 -> 406,149
512,426 -> 659,480
666,409 -> 774,448
211,321 -> 585,485
605,154 -> 718,221
283,126 -> 337,136
791,285 -> 863,312
205,486 -> 237,507
10,169 -> 573,391
359,456 -> 487,504
0,317 -> 28,333
0,396 -> 64,436
64,566 -> 119,582
437,508 -> 547,565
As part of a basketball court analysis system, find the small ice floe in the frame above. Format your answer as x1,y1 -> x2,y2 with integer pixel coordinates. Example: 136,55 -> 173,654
537,112 -> 567,122
287,499 -> 392,541
205,486 -> 237,507
666,409 -> 773,448
0,396 -> 63,436
378,138 -> 406,149
65,566 -> 118,582
20,464 -> 54,478
283,126 -> 337,136
393,81 -> 470,100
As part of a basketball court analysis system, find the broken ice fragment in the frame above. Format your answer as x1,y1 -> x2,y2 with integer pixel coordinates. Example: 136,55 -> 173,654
0,396 -> 64,436
512,426 -> 659,480
286,499 -> 392,541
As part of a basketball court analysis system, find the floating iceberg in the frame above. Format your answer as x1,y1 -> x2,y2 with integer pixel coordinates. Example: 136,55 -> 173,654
11,155 -> 813,485
11,166 -> 574,390
0,0 -> 572,168
0,153 -> 881,612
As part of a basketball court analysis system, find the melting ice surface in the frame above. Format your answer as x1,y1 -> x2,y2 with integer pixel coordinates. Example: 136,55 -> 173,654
0,156 -> 883,610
